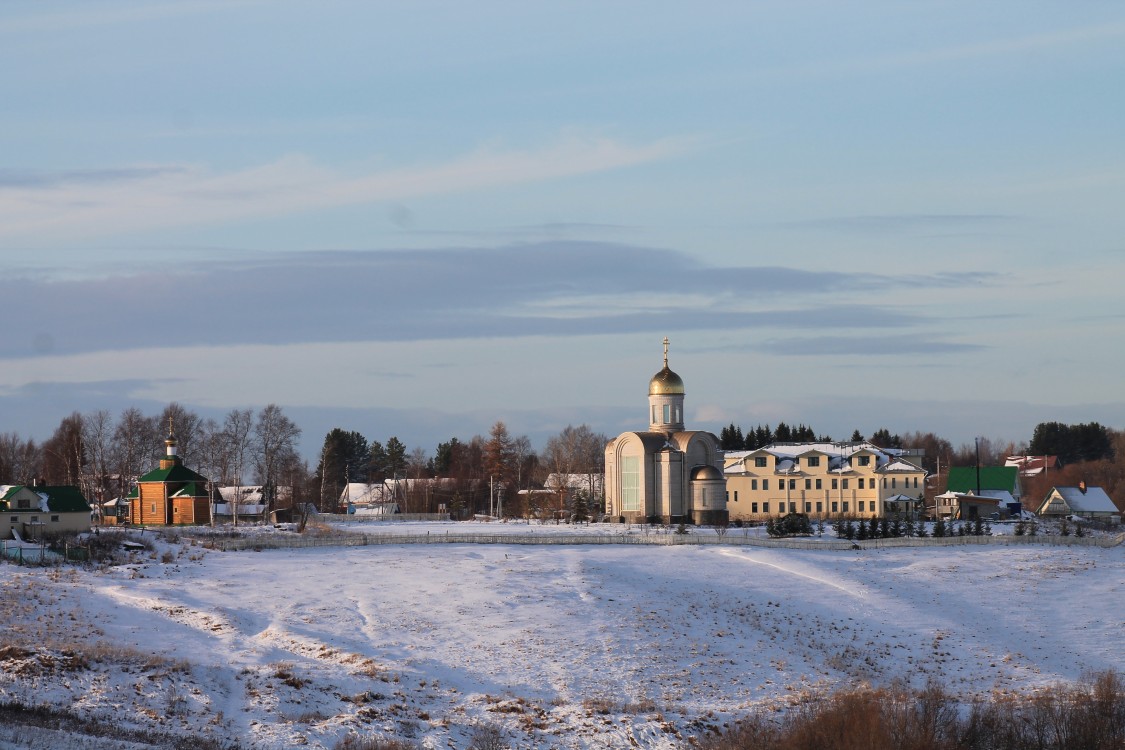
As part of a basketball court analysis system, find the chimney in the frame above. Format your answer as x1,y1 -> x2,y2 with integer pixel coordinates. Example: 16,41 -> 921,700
1079,480 -> 1087,494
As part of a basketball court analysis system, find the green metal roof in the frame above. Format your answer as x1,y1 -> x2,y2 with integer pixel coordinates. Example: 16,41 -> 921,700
137,463 -> 209,484
0,485 -> 92,513
947,466 -> 1018,494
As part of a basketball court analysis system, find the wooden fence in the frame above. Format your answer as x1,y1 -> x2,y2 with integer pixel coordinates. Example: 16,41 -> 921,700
203,529 -> 1125,553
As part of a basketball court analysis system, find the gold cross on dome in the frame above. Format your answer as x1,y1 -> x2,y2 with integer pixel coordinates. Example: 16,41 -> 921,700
663,336 -> 669,367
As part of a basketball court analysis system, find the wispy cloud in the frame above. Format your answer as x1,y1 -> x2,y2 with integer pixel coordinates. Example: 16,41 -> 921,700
779,21 -> 1125,80
780,214 -> 1018,235
0,135 -> 692,241
758,334 -> 983,357
0,241 -> 989,359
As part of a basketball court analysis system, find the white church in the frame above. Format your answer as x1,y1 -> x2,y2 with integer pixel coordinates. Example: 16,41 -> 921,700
604,339 -> 728,525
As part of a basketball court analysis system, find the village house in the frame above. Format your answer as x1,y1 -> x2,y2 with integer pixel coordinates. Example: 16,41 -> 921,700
1,484 -> 93,539
724,442 -> 926,522
1036,483 -> 1120,524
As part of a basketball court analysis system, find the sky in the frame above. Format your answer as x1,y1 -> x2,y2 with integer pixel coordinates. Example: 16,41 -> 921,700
2,1 -> 1124,461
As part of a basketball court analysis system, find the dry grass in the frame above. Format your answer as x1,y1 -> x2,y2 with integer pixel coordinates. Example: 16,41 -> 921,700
700,671 -> 1125,750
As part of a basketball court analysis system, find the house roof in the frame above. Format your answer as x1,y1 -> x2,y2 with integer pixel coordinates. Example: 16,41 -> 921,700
137,463 -> 209,484
724,441 -> 924,476
1,485 -> 92,513
1005,455 -> 1060,476
946,466 -> 1018,494
1042,486 -> 1118,515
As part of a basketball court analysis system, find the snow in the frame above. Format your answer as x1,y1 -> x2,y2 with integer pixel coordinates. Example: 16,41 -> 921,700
1,525 -> 1123,749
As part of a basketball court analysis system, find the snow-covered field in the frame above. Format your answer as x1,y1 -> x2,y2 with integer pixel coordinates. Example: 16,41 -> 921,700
2,525 -> 1123,749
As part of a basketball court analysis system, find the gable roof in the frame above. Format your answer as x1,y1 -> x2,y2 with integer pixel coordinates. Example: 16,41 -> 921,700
0,485 -> 92,513
946,466 -> 1018,494
137,463 -> 209,484
1040,486 -> 1118,515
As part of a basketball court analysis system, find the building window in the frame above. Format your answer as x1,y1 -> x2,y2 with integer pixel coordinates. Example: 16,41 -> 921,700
789,502 -> 796,513
751,479 -> 758,490
883,478 -> 888,488
914,477 -> 919,488
755,456 -> 768,468
763,502 -> 770,514
663,404 -> 671,424
831,502 -> 838,513
804,479 -> 811,490
651,405 -> 657,423
30,516 -> 38,522
843,502 -> 849,513
804,502 -> 811,513
816,502 -> 823,513
151,503 -> 156,513
858,478 -> 864,489
815,479 -> 822,490
674,406 -> 681,423
842,479 -> 849,490
789,479 -> 796,490
734,491 -> 738,502
858,501 -> 865,512
763,480 -> 769,491
857,455 -> 871,466
807,456 -> 820,467
621,456 -> 640,512
832,478 -> 838,490
892,478 -> 897,489
726,491 -> 729,502
50,515 -> 59,522
752,502 -> 758,513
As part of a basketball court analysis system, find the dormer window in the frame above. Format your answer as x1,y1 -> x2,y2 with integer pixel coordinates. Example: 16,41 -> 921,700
754,456 -> 768,468
857,455 -> 871,466
807,456 -> 820,468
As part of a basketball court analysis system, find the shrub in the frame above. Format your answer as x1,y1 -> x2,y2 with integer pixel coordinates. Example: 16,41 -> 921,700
699,670 -> 1125,750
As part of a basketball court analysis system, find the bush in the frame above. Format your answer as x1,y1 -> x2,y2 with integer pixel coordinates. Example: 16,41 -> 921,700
699,670 -> 1125,750
769,513 -> 813,538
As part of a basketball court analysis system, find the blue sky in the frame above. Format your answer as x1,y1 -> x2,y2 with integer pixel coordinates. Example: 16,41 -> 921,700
2,1 -> 1124,459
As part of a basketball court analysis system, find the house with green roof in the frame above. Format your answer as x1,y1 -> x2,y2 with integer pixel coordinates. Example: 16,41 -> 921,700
1,484 -> 93,538
946,466 -> 1021,501
129,428 -> 212,526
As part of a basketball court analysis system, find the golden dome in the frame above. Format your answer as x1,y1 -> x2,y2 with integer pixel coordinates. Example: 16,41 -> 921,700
649,366 -> 685,396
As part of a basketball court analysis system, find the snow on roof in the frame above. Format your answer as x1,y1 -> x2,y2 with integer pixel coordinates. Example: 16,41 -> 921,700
1050,486 -> 1118,514
977,489 -> 1015,505
723,441 -> 919,475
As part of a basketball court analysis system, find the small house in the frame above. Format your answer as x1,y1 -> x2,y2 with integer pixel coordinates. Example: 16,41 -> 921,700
1,484 -> 93,538
1036,484 -> 1120,524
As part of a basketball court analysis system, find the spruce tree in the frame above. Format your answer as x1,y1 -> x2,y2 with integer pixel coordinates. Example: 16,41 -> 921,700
856,520 -> 868,540
933,518 -> 946,538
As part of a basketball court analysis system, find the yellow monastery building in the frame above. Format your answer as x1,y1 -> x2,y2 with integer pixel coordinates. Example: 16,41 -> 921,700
604,340 -> 728,525
724,442 -> 926,522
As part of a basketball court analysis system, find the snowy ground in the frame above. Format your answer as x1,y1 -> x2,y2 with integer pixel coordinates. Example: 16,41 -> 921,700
1,525 -> 1123,749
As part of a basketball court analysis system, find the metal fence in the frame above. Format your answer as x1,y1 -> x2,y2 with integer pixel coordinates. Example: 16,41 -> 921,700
203,529 -> 1125,553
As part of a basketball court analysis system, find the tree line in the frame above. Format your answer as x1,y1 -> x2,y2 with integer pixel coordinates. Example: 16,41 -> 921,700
314,421 -> 608,517
0,403 -> 302,510
0,408 -> 609,521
